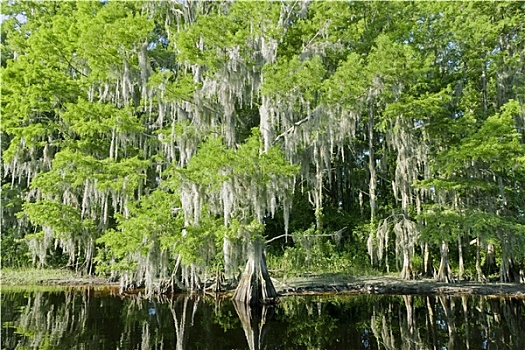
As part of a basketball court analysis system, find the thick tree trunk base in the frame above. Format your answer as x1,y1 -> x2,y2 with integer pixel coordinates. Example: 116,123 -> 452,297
233,239 -> 278,305
400,266 -> 413,280
400,250 -> 413,280
500,257 -> 519,283
436,241 -> 453,283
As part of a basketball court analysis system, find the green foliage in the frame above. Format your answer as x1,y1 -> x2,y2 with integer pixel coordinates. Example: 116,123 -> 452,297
262,55 -> 326,103
267,225 -> 375,277
417,206 -> 462,244
1,184 -> 30,267
2,0 -> 524,282
445,100 -> 524,174
95,189 -> 184,274
322,52 -> 366,106
0,226 -> 31,268
180,128 -> 298,224
233,128 -> 299,182
178,136 -> 231,187
174,212 -> 222,267
20,201 -> 85,238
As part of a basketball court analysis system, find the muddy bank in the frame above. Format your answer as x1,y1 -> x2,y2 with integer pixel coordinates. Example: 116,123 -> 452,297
272,274 -> 525,298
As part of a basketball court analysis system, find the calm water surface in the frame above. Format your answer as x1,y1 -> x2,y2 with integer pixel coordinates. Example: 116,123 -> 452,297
2,287 -> 524,349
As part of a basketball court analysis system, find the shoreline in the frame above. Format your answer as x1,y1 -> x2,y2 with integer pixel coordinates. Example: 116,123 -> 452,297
2,269 -> 524,298
273,275 -> 525,298
0,268 -> 117,288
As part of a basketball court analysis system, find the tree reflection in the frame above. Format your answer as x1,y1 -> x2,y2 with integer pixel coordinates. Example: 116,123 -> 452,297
2,288 -> 109,349
233,300 -> 273,350
2,289 -> 524,349
169,295 -> 200,350
370,294 -> 525,350
275,296 -> 339,349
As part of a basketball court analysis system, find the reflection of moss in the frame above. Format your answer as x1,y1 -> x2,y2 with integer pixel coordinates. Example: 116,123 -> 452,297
38,333 -> 62,350
3,290 -> 525,349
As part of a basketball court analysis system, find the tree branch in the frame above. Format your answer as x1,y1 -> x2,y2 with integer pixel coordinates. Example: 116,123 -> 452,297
266,226 -> 347,244
273,116 -> 310,143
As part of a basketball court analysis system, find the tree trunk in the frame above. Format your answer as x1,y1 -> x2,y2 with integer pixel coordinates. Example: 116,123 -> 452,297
436,241 -> 453,282
181,263 -> 201,291
400,248 -> 412,280
484,243 -> 496,276
368,99 -> 378,267
233,237 -> 278,305
499,250 -> 516,283
223,236 -> 238,281
499,232 -> 518,283
475,237 -> 485,282
481,38 -> 488,117
315,157 -> 323,232
422,242 -> 434,277
457,234 -> 464,281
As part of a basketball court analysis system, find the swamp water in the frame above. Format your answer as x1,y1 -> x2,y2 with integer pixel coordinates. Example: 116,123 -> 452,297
1,287 -> 524,349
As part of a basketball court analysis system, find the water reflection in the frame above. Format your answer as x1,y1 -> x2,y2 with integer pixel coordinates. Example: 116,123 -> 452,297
233,300 -> 274,350
368,294 -> 524,350
2,288 -> 524,349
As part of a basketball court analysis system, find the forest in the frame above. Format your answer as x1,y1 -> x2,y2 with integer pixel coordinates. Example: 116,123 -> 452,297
1,1 -> 525,304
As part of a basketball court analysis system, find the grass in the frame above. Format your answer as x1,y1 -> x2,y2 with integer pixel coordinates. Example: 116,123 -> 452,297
0,267 -> 108,286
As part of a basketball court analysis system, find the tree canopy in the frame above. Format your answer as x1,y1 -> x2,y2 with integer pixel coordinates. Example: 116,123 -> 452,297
2,1 -> 524,291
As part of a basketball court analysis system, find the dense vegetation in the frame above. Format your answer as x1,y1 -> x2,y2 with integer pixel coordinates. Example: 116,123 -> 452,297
2,1 -> 525,298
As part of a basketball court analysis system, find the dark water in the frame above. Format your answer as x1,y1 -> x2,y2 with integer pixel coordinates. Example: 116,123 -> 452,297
2,287 -> 524,350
